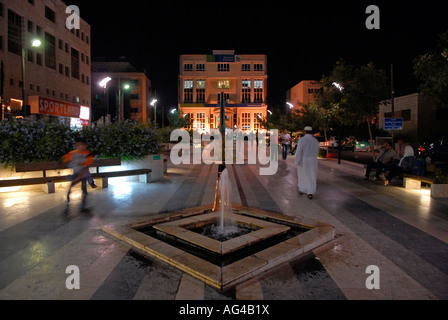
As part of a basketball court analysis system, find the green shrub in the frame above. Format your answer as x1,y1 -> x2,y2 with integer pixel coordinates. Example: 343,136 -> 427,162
0,119 -> 162,167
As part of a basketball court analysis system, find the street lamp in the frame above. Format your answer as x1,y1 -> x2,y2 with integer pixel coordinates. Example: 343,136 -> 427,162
332,82 -> 344,92
267,110 -> 273,115
286,102 -> 293,112
22,38 -> 42,117
98,77 -> 112,121
150,98 -> 158,125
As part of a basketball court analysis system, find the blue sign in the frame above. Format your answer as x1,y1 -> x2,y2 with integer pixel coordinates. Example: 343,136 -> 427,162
384,118 -> 403,130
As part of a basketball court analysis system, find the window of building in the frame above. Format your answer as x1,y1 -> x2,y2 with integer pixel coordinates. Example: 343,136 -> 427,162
196,80 -> 205,103
241,64 -> 251,71
65,66 -> 69,77
210,114 -> 215,129
254,64 -> 263,71
36,53 -> 42,65
58,39 -> 63,50
28,0 -> 35,5
184,64 -> 193,72
196,113 -> 206,131
218,63 -> 230,72
254,80 -> 263,103
45,32 -> 56,70
71,48 -> 80,79
218,80 -> 230,89
130,93 -> 139,100
242,112 -> 251,131
217,93 -> 230,103
0,35 -> 3,50
401,109 -> 411,121
65,43 -> 69,53
242,79 -> 251,103
254,113 -> 263,129
36,25 -> 42,37
184,80 -> 193,103
186,113 -> 194,130
7,9 -> 22,56
45,6 -> 55,23
196,64 -> 205,71
27,49 -> 34,62
27,20 -> 33,33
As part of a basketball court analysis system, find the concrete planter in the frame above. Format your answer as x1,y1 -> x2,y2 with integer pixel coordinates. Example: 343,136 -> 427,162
431,183 -> 448,198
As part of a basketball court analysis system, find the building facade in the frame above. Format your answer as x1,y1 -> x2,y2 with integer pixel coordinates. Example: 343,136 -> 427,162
286,80 -> 322,111
178,50 -> 267,133
0,0 -> 91,125
379,92 -> 448,143
91,61 -> 152,123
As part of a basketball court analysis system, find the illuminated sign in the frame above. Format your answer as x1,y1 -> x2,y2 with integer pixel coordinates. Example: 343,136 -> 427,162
29,96 -> 80,118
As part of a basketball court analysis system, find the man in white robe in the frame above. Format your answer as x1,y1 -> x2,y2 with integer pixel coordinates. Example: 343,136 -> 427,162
294,126 -> 320,199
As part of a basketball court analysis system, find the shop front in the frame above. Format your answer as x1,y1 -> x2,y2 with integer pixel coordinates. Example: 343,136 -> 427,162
28,96 -> 90,128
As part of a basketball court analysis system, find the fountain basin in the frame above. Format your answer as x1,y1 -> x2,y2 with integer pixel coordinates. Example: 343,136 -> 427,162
101,205 -> 335,292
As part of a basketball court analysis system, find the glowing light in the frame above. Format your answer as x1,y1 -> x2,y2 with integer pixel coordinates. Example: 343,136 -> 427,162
99,77 -> 112,88
31,39 -> 41,47
332,82 -> 344,92
286,102 -> 293,109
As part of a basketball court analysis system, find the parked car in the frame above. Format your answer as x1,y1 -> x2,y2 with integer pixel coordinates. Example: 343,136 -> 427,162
328,136 -> 340,148
354,140 -> 370,152
315,136 -> 328,149
342,137 -> 355,150
418,135 -> 448,163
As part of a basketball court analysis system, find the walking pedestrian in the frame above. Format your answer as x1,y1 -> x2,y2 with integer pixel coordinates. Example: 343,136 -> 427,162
295,126 -> 320,199
280,129 -> 291,160
62,138 -> 97,213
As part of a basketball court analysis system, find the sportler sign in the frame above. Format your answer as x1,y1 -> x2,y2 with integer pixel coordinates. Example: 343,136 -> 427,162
29,96 -> 80,118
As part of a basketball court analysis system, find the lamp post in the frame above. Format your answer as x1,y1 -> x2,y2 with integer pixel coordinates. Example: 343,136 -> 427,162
332,82 -> 344,164
99,77 -> 112,122
21,39 -> 41,117
150,98 -> 158,126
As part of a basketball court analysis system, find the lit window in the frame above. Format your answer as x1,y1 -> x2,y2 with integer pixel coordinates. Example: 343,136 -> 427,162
218,80 -> 230,89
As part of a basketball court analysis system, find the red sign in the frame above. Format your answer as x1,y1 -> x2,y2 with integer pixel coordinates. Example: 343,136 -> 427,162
37,97 -> 80,118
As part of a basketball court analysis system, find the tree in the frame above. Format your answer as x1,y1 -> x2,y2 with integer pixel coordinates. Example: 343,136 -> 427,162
414,30 -> 448,109
300,60 -> 389,160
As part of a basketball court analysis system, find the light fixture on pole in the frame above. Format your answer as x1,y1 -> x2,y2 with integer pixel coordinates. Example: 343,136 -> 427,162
286,102 -> 293,111
21,38 -> 41,118
150,98 -> 158,125
98,77 -> 112,121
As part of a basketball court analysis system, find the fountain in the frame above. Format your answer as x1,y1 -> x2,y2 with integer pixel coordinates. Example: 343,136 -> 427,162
100,93 -> 335,292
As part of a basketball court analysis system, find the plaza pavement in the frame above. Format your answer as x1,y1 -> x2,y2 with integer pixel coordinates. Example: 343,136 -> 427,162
0,148 -> 447,303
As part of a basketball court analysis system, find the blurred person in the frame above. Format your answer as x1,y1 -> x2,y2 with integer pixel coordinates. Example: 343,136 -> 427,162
383,145 -> 416,186
280,129 -> 291,160
62,138 -> 96,213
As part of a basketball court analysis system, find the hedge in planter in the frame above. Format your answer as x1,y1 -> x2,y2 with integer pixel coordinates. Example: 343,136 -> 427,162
0,119 -> 162,168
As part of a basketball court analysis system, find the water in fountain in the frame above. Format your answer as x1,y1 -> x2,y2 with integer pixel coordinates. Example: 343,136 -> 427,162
205,167 -> 249,241
218,168 -> 232,229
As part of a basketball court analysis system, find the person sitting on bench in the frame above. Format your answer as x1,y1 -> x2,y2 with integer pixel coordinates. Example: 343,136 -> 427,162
364,142 -> 400,181
383,145 -> 417,186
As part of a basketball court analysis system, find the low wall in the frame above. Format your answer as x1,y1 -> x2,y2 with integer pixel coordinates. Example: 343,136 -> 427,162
0,154 -> 165,192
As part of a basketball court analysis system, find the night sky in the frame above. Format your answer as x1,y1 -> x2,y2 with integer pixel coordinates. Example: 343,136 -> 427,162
66,0 -> 448,110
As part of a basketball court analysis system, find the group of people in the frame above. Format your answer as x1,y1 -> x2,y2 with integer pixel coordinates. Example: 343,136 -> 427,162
364,142 -> 417,186
62,130 -> 416,213
281,128 -> 419,200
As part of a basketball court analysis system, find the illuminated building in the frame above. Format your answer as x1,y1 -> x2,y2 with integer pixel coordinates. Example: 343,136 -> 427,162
0,0 -> 91,125
286,80 -> 322,111
178,50 -> 268,133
